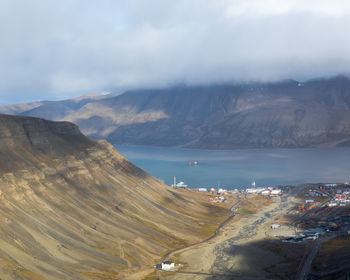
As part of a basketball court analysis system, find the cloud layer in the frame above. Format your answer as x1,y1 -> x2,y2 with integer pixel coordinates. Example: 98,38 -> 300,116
1,0 -> 350,103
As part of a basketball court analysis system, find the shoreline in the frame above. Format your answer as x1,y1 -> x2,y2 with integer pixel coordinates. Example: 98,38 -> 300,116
114,143 -> 350,152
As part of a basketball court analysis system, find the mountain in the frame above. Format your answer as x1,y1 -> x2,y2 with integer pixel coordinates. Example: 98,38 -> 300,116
0,114 -> 228,279
0,94 -> 106,120
0,101 -> 48,115
5,75 -> 350,149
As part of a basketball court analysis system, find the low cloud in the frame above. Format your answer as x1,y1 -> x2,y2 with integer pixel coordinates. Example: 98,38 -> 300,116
1,0 -> 350,103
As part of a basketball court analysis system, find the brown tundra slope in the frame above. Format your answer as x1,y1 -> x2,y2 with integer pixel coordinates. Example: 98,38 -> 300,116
0,114 -> 228,280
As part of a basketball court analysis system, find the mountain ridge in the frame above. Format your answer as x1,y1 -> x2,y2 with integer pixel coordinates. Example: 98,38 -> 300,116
3,75 -> 350,149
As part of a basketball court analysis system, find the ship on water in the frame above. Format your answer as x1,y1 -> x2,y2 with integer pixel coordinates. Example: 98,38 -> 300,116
188,161 -> 199,166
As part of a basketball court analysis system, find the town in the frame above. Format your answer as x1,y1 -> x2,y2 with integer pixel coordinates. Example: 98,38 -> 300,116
158,181 -> 350,277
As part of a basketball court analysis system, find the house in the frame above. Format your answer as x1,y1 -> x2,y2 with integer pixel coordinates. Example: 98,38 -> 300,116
246,188 -> 265,194
218,188 -> 228,194
261,190 -> 271,196
271,189 -> 282,195
326,201 -> 338,207
161,261 -> 175,271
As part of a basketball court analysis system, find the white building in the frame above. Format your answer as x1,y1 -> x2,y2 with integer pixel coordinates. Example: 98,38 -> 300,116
326,202 -> 338,207
261,190 -> 271,196
161,261 -> 175,271
271,189 -> 282,195
246,188 -> 265,194
218,188 -> 227,194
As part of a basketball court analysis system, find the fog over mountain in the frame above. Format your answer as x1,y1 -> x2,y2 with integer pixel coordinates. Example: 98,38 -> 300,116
1,0 -> 350,104
3,75 -> 350,149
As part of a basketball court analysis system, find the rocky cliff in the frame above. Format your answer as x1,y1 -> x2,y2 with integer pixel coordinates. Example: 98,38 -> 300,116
5,75 -> 350,149
0,115 -> 228,279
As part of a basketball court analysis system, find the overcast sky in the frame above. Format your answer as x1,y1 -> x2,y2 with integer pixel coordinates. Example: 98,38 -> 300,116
1,0 -> 350,104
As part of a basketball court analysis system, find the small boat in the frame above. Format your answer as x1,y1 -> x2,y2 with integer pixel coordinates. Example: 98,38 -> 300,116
188,161 -> 199,166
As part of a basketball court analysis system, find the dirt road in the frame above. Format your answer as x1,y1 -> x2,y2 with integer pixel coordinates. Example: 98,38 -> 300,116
164,195 -> 299,280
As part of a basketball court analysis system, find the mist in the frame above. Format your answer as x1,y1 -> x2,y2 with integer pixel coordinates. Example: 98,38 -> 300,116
1,0 -> 350,103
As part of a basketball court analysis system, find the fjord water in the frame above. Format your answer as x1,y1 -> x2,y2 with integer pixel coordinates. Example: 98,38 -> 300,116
116,145 -> 350,189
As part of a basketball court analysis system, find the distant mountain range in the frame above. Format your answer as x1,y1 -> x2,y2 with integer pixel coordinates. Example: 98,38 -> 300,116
3,75 -> 350,149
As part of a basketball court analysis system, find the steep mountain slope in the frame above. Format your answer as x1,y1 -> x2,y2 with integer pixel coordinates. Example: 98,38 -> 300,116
0,94 -> 105,118
0,115 -> 228,279
13,75 -> 350,149
0,101 -> 48,115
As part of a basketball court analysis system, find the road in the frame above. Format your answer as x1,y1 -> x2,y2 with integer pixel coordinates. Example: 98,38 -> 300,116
159,270 -> 270,279
159,194 -> 294,279
297,231 -> 344,280
158,269 -> 239,278
295,189 -> 334,280
161,197 -> 241,262
229,196 -> 241,212
298,239 -> 321,280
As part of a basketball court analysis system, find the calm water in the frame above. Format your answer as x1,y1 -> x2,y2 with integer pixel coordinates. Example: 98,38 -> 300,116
115,145 -> 350,189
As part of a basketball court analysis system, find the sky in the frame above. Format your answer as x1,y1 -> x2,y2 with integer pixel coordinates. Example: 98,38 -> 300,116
1,0 -> 350,104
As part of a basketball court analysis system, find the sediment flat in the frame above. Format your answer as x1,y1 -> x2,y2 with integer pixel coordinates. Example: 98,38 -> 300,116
165,194 -> 300,280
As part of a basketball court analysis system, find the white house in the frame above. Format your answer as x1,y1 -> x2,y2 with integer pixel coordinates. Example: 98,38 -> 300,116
161,261 -> 175,271
261,190 -> 271,196
271,189 -> 282,195
246,188 -> 265,194
218,188 -> 228,194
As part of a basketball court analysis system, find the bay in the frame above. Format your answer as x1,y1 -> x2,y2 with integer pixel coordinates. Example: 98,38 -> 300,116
115,145 -> 350,189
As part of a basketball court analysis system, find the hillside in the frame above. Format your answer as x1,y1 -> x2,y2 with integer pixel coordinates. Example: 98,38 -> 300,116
0,94 -> 106,119
4,75 -> 350,149
0,115 -> 229,279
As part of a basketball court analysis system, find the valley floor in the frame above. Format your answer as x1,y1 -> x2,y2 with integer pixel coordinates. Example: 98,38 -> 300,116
159,195 -> 301,280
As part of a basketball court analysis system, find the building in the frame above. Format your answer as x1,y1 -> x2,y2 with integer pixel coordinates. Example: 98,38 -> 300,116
171,176 -> 188,189
218,188 -> 228,194
161,261 -> 175,271
271,189 -> 282,195
246,188 -> 265,194
261,190 -> 271,196
210,188 -> 217,194
326,201 -> 338,207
